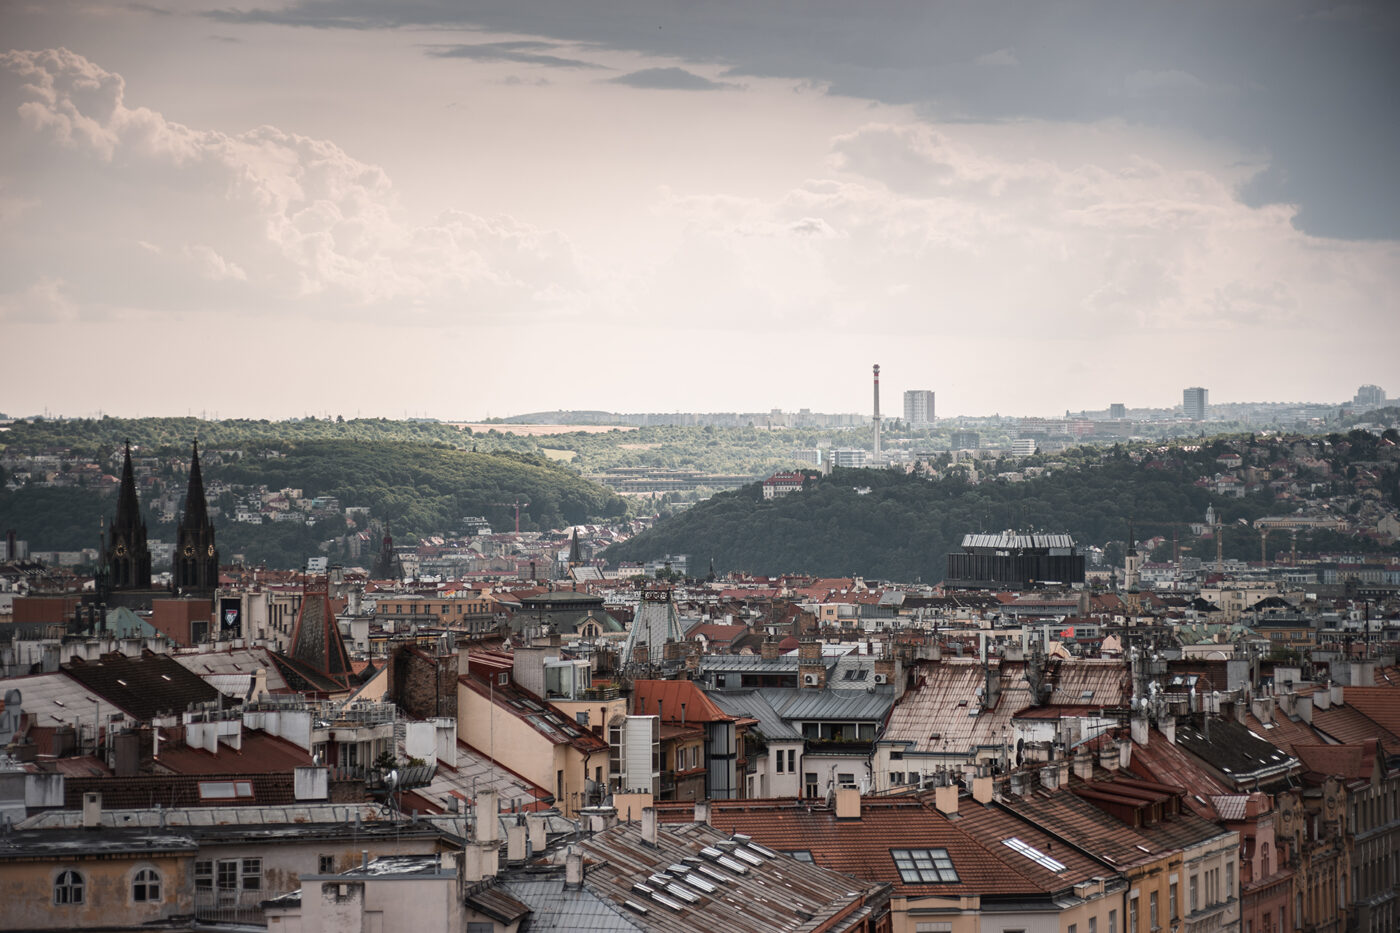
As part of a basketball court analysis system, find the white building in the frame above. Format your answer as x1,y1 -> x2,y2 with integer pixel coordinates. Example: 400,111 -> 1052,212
903,389 -> 935,426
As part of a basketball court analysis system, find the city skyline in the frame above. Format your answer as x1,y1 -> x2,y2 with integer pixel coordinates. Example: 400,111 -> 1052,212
2,2 -> 1398,420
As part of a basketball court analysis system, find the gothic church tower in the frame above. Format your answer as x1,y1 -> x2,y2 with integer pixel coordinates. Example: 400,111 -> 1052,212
107,440 -> 152,591
173,440 -> 219,596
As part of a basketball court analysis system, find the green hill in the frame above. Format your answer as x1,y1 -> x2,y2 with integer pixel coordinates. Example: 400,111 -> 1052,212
0,439 -> 629,568
605,437 -> 1400,581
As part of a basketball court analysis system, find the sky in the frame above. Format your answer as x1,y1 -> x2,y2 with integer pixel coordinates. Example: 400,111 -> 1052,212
1,0 -> 1397,420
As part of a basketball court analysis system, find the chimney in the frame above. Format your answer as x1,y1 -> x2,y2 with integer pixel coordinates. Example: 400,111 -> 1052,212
564,845 -> 584,889
506,818 -> 527,864
476,789 -> 499,843
641,807 -> 658,847
972,775 -> 993,804
694,799 -> 711,825
1099,740 -> 1119,771
798,638 -> 821,661
834,787 -> 861,819
1312,688 -> 1331,711
527,813 -> 548,854
1008,773 -> 1028,797
1161,716 -> 1176,745
82,792 -> 102,829
252,668 -> 268,702
1296,694 -> 1313,723
934,783 -> 958,816
1073,749 -> 1094,781
761,640 -> 779,661
1118,740 -> 1132,770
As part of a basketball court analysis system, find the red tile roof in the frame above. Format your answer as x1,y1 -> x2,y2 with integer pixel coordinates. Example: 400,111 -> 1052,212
154,729 -> 313,775
656,796 -> 1045,898
633,680 -> 734,724
1341,685 -> 1400,736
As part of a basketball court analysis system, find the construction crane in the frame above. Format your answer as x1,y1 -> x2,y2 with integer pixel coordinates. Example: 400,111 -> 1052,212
489,499 -> 531,534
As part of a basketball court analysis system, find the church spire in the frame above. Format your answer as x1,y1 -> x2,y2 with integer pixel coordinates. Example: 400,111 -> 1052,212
173,439 -> 218,597
181,439 -> 210,534
107,440 -> 152,591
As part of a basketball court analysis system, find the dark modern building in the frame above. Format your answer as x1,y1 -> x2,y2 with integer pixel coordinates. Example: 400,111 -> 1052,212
944,532 -> 1085,588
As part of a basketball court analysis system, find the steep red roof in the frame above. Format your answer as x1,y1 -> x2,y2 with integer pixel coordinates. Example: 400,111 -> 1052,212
1342,685 -> 1400,736
632,680 -> 733,724
1293,740 -> 1379,783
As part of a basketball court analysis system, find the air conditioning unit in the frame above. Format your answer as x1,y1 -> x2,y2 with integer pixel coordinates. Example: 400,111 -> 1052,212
873,673 -> 887,684
803,674 -> 818,686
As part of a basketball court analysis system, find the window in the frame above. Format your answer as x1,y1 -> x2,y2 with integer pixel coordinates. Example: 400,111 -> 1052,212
1089,919 -> 1097,933
787,850 -> 814,862
575,710 -> 589,726
890,848 -> 959,883
217,860 -> 239,891
1150,891 -> 1159,930
133,868 -> 161,902
1109,909 -> 1117,933
54,870 -> 84,905
776,750 -> 785,773
195,860 -> 214,891
1069,924 -> 1077,933
319,855 -> 335,874
1190,874 -> 1199,912
1226,861 -> 1235,900
805,772 -> 819,798
837,771 -> 856,787
1170,881 -> 1179,919
1129,896 -> 1138,933
787,749 -> 796,774
240,858 -> 262,891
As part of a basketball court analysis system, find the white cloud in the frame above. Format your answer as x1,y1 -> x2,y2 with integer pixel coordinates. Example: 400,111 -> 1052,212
975,48 -> 1019,67
0,48 -> 587,322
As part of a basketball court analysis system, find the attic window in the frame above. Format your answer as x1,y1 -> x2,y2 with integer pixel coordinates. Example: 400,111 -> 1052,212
891,848 -> 959,884
498,673 -> 508,686
787,850 -> 814,862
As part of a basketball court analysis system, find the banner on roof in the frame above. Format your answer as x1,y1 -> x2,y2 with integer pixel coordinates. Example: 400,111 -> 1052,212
220,597 -> 242,636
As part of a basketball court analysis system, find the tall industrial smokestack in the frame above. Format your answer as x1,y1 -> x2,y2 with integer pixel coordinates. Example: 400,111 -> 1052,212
872,364 -> 881,465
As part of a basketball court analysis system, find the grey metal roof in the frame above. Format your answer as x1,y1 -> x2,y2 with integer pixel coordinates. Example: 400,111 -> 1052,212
499,877 -> 643,931
760,686 -> 896,723
172,647 -> 291,693
699,655 -> 801,672
709,692 -> 802,741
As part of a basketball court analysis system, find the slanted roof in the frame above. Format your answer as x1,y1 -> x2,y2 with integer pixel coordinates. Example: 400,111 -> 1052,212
572,818 -> 888,932
154,729 -> 313,775
1310,704 -> 1400,757
632,680 -> 733,724
1174,719 -> 1298,787
710,692 -> 802,741
1293,741 -> 1380,783
1341,685 -> 1400,737
61,652 -> 223,721
656,796 -> 1041,899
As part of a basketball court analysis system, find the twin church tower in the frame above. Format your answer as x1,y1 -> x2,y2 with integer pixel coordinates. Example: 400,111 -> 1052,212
103,440 -> 218,600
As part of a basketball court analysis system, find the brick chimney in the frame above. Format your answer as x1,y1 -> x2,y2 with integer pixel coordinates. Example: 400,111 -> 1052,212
834,787 -> 861,819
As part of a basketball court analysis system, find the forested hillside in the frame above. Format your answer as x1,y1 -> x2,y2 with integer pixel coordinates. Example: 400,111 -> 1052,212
605,435 -> 1400,581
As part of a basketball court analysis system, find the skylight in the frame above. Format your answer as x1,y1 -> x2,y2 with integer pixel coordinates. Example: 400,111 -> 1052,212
1003,836 -> 1066,872
891,848 -> 959,884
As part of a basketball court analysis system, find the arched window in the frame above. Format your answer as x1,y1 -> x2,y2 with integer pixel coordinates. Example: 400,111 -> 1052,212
1261,840 -> 1271,876
54,870 -> 84,905
133,868 -> 162,902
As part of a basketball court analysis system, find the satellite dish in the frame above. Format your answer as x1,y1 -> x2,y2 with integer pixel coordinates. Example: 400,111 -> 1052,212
387,769 -> 399,788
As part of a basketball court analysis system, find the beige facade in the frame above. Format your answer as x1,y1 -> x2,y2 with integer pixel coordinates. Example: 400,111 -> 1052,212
0,847 -> 194,931
456,681 -> 601,816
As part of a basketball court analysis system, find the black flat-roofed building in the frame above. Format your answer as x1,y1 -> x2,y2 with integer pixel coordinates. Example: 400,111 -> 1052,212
945,532 -> 1085,589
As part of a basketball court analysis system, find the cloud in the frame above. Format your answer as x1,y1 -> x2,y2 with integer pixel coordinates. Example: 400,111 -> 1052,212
608,67 -> 732,91
0,48 -> 588,323
425,40 -> 603,70
199,0 -> 1400,240
975,48 -> 1018,67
